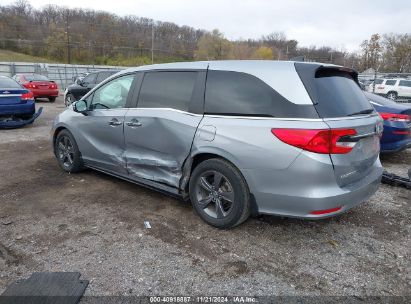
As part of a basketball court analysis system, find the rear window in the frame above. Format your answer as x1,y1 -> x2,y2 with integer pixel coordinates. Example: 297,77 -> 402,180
0,77 -> 22,88
385,80 -> 397,86
374,79 -> 383,85
313,70 -> 373,118
25,74 -> 49,81
205,71 -> 318,118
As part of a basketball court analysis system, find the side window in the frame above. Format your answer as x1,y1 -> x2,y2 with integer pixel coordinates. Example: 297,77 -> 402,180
385,80 -> 396,86
137,71 -> 197,111
82,73 -> 97,84
399,80 -> 411,87
205,71 -> 282,116
96,72 -> 113,84
374,79 -> 383,85
91,74 -> 135,109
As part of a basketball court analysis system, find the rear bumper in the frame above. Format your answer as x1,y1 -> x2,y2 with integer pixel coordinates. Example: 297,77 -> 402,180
0,100 -> 35,116
31,88 -> 59,98
0,107 -> 43,129
381,139 -> 411,153
242,152 -> 383,219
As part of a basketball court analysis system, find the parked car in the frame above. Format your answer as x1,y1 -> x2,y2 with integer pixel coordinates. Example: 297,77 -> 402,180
64,70 -> 120,106
365,92 -> 411,153
0,76 -> 42,128
52,61 -> 383,228
367,78 -> 411,100
13,73 -> 59,102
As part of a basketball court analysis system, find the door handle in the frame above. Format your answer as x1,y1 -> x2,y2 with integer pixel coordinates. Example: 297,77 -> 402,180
108,118 -> 123,126
126,119 -> 142,127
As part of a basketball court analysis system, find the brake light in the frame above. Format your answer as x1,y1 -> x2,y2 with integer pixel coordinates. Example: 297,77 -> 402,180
49,83 -> 57,89
271,128 -> 357,154
377,86 -> 384,89
23,83 -> 37,89
379,113 -> 410,122
21,91 -> 34,100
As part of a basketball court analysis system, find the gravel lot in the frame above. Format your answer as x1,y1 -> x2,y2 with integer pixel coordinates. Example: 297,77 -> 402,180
0,97 -> 410,298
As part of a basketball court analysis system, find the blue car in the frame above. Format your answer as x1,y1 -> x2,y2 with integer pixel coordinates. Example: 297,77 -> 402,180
0,75 -> 42,129
365,92 -> 411,153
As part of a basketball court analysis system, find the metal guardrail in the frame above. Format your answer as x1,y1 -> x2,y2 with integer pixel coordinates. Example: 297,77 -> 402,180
0,62 -> 126,90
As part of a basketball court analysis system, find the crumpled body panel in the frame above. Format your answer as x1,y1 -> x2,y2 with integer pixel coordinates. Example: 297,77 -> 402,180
0,107 -> 43,129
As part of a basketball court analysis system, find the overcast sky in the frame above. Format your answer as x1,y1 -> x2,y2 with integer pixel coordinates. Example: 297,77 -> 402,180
3,0 -> 411,52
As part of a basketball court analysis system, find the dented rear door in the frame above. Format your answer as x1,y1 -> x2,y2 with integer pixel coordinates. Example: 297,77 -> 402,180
124,70 -> 206,188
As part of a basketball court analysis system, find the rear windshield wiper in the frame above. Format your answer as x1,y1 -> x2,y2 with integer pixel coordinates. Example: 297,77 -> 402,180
347,109 -> 374,116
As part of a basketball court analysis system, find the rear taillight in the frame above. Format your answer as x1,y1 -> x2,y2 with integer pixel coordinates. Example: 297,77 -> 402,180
23,83 -> 37,89
21,91 -> 34,100
379,113 -> 410,122
49,83 -> 57,89
377,86 -> 384,89
271,128 -> 357,154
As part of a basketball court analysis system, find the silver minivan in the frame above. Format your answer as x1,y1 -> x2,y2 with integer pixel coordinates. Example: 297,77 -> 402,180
52,61 -> 383,228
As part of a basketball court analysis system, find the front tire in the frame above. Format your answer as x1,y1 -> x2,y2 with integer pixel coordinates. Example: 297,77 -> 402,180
49,97 -> 56,102
54,129 -> 84,173
65,93 -> 75,107
189,158 -> 250,229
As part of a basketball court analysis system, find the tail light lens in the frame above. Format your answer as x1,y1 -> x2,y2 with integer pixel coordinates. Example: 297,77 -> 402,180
21,91 -> 34,100
377,86 -> 384,89
49,83 -> 57,89
271,128 -> 357,154
379,113 -> 410,122
23,83 -> 37,89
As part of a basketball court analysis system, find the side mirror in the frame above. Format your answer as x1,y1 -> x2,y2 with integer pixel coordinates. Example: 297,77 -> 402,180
73,99 -> 89,115
81,81 -> 89,87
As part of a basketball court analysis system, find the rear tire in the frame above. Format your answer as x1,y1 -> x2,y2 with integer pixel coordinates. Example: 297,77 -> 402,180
189,158 -> 250,229
54,129 -> 84,173
386,91 -> 397,101
49,97 -> 56,102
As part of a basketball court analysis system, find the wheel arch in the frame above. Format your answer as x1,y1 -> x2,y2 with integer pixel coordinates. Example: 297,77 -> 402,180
181,148 -> 259,215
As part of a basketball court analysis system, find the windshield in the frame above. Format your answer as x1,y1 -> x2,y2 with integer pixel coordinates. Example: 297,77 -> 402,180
313,70 -> 374,118
25,74 -> 50,81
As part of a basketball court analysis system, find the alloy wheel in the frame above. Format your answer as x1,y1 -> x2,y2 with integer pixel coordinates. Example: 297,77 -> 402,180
195,170 -> 235,219
57,136 -> 74,169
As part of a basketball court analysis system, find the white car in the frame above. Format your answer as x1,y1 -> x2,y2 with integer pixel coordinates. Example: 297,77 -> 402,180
367,78 -> 411,100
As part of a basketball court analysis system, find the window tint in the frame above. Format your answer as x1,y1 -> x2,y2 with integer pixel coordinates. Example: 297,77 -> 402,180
91,74 -> 134,109
0,77 -> 22,88
374,79 -> 383,85
25,74 -> 49,81
82,73 -> 97,84
138,72 -> 197,111
96,71 -> 115,84
313,70 -> 373,118
204,70 -> 319,118
399,80 -> 411,87
385,80 -> 396,86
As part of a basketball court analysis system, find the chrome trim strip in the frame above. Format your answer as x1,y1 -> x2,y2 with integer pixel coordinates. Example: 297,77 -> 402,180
0,94 -> 21,97
128,107 -> 203,117
204,114 -> 322,121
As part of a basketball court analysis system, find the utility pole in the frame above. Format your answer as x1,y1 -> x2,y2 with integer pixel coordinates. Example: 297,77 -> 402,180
151,22 -> 154,64
65,10 -> 71,64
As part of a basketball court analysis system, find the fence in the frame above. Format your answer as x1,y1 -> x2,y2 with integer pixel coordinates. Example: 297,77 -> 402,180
0,62 -> 126,90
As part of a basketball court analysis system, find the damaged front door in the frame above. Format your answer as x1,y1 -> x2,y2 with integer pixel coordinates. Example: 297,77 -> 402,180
124,71 -> 205,188
76,74 -> 136,175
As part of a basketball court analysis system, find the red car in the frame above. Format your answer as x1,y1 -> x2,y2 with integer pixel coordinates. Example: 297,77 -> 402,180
13,74 -> 59,102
